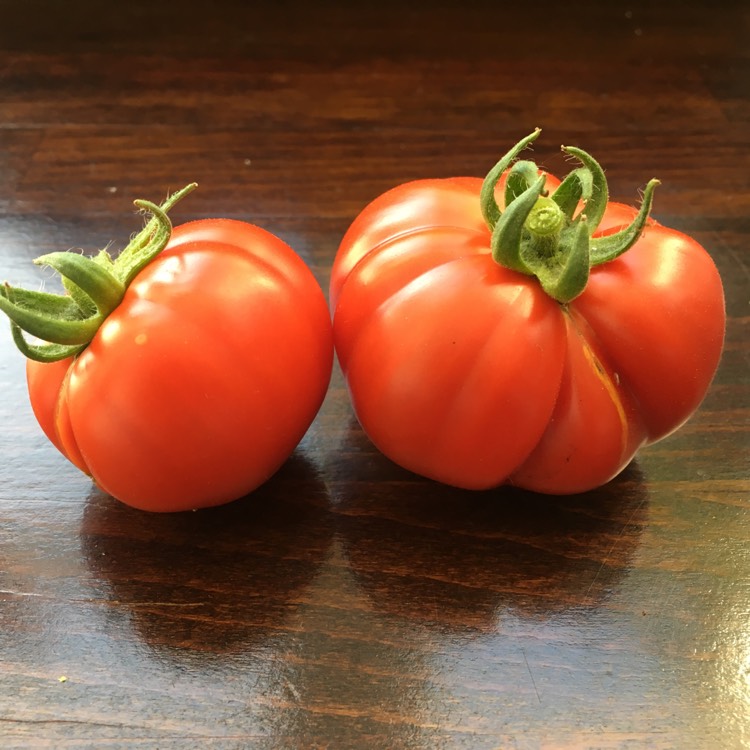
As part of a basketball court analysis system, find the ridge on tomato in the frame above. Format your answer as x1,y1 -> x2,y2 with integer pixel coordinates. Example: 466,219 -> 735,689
0,185 -> 334,512
330,130 -> 726,494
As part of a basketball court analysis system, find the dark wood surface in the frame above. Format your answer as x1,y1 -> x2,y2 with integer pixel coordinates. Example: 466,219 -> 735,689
1,1 -> 748,748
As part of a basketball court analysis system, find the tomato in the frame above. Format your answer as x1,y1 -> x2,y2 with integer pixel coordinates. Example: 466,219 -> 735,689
1,186 -> 333,512
330,132 -> 725,494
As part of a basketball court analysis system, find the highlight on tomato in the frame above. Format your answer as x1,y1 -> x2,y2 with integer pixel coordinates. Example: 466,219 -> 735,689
330,130 -> 726,494
0,185 -> 334,512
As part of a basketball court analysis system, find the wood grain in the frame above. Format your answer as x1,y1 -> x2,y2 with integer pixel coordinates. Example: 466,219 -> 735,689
0,0 -> 748,748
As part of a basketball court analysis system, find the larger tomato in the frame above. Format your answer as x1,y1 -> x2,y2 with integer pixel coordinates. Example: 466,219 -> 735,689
330,132 -> 725,494
1,186 -> 333,512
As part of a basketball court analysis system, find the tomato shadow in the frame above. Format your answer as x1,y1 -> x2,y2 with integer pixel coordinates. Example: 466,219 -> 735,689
330,419 -> 649,632
80,451 -> 334,659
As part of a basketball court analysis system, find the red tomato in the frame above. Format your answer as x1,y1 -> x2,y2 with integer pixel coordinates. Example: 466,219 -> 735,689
24,217 -> 333,512
330,137 -> 725,494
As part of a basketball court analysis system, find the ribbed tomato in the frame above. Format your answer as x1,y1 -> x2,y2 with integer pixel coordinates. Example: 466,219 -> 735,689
1,186 -> 333,511
330,132 -> 725,494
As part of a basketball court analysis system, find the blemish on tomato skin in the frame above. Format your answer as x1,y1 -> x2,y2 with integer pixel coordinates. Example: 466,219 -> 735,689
134,333 -> 148,345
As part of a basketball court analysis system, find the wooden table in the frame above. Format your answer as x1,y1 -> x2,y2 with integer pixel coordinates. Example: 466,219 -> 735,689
0,1 -> 747,747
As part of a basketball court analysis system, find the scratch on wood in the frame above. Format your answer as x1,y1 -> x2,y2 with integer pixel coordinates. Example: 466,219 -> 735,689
584,495 -> 647,602
521,648 -> 541,705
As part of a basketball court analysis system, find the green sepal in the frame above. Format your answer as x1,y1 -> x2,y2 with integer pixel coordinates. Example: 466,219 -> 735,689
62,275 -> 97,317
62,249 -> 117,317
480,129 -> 541,230
504,160 -> 541,207
561,145 -> 608,233
0,283 -> 102,345
490,174 -> 546,274
11,323 -> 85,362
590,179 -> 660,265
114,184 -> 196,285
34,252 -> 125,316
1,284 -> 86,320
550,167 -> 592,220
528,217 -> 591,302
62,248 -> 119,315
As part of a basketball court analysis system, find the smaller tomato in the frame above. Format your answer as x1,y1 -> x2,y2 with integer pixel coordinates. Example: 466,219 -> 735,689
0,185 -> 333,512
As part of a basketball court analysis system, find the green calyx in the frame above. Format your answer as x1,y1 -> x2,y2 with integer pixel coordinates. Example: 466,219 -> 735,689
0,183 -> 197,362
481,130 -> 659,303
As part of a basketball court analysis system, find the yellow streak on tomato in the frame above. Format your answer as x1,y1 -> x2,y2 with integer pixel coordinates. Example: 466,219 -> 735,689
579,336 -> 629,460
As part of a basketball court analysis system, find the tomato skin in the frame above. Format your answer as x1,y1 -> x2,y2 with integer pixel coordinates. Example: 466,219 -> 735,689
27,219 -> 333,512
331,177 -> 725,494
571,223 -> 725,443
330,174 -> 559,311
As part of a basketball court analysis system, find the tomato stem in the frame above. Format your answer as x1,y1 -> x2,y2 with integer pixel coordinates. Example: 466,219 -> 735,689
483,132 -> 658,303
526,196 -> 565,239
0,184 -> 197,363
